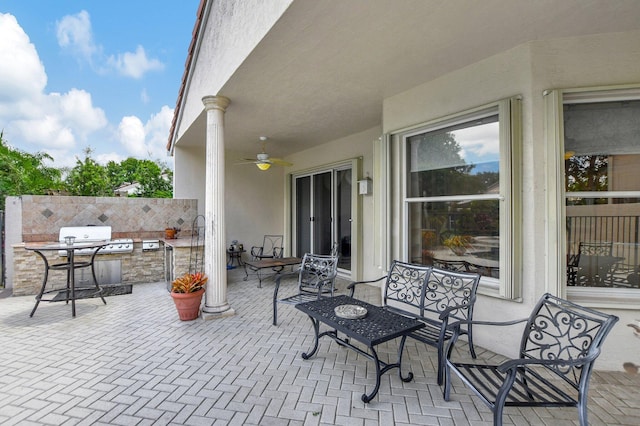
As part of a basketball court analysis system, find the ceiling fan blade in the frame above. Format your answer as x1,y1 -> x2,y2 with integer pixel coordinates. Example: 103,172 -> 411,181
235,160 -> 258,165
270,158 -> 293,167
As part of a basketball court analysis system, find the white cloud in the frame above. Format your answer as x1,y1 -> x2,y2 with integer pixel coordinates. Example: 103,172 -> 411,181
0,13 -> 47,100
57,89 -> 108,137
117,105 -> 174,161
55,11 -> 164,79
1,12 -> 171,169
56,10 -> 97,63
145,105 -> 173,160
0,13 -> 107,157
455,122 -> 500,160
107,45 -> 165,79
118,115 -> 147,157
95,152 -> 124,165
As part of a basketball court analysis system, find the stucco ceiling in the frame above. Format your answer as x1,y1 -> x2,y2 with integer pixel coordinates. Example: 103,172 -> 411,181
180,0 -> 640,159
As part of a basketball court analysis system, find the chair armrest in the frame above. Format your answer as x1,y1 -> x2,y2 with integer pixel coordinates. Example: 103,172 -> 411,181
448,317 -> 529,331
447,317 -> 529,343
497,348 -> 601,374
445,317 -> 530,360
438,301 -> 473,321
346,275 -> 387,297
273,271 -> 300,299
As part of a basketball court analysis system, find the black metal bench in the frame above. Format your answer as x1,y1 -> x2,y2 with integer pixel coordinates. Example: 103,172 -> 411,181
348,260 -> 481,385
444,293 -> 619,426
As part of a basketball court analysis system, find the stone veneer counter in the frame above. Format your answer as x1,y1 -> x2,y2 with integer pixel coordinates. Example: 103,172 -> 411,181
162,237 -> 203,248
12,241 -> 165,296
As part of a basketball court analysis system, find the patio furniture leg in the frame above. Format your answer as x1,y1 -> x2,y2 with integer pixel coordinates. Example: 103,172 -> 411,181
362,345 -> 383,403
301,316 -> 321,360
397,335 -> 414,382
90,262 -> 107,305
29,251 -> 49,317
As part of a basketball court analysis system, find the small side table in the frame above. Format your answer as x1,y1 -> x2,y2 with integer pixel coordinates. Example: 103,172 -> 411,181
227,249 -> 245,268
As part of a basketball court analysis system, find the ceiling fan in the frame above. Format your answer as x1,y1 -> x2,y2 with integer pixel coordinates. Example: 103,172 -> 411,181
237,137 -> 293,171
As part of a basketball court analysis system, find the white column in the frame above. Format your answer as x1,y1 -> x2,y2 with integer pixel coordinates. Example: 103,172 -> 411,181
201,95 -> 234,319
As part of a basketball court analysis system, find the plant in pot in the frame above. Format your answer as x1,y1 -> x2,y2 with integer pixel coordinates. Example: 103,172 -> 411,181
443,235 -> 473,256
165,226 -> 180,239
170,272 -> 207,320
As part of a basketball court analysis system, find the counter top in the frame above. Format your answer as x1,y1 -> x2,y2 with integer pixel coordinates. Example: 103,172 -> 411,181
162,237 -> 203,248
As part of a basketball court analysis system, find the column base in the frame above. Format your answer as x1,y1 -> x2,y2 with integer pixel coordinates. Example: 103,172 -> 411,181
201,307 -> 236,320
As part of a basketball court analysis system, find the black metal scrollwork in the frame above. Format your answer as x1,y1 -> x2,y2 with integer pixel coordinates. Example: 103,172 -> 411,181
385,262 -> 429,305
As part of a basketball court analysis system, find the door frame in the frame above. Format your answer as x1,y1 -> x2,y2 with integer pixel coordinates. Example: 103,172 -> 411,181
286,158 -> 362,278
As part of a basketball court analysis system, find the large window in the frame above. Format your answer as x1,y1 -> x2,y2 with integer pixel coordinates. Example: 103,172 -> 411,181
546,85 -> 640,307
563,92 -> 640,292
400,97 -> 522,299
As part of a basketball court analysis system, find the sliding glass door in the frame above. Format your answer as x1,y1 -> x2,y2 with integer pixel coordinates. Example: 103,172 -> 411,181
294,167 -> 352,271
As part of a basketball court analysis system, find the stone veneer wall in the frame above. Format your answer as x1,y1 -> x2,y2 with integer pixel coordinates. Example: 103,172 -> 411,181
12,242 -> 166,296
17,195 -> 198,242
171,245 -> 196,281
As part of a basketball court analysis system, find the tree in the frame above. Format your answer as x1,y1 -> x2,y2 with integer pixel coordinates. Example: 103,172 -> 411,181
135,160 -> 173,198
0,132 -> 63,210
64,148 -> 113,196
107,157 -> 173,198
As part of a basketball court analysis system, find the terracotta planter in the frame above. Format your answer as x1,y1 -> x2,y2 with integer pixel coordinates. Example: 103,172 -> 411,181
170,288 -> 205,321
165,228 -> 177,239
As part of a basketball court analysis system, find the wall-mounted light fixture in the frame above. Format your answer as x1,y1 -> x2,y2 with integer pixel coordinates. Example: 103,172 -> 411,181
358,177 -> 372,195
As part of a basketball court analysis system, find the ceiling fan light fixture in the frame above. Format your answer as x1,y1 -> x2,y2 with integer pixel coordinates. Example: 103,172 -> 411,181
256,162 -> 271,171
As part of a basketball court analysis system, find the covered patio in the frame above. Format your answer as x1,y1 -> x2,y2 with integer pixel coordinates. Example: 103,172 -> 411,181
1,271 -> 638,425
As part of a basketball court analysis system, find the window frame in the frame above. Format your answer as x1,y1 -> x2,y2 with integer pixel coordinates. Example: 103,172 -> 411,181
544,84 -> 640,309
396,96 -> 522,300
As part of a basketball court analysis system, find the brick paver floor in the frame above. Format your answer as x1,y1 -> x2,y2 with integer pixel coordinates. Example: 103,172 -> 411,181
1,267 -> 638,425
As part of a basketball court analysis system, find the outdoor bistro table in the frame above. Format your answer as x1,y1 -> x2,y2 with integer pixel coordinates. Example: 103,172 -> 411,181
296,295 -> 425,403
25,241 -> 109,317
243,257 -> 302,287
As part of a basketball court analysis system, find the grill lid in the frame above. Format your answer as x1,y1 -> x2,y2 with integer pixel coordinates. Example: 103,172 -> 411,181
59,226 -> 111,242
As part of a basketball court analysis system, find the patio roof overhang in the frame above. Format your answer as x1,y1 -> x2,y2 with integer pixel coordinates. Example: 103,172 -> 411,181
169,0 -> 640,159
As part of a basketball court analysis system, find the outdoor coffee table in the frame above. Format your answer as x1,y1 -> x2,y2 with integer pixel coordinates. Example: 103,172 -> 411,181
296,295 -> 425,403
243,257 -> 302,287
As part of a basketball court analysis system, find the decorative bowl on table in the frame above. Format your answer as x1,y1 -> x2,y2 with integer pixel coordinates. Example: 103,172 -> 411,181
334,304 -> 367,319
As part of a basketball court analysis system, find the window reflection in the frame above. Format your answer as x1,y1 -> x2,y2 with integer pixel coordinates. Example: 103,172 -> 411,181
564,100 -> 640,289
407,116 -> 499,198
406,114 -> 501,278
409,201 -> 500,278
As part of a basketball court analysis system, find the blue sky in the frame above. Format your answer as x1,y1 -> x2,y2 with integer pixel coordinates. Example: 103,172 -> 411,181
0,1 -> 200,168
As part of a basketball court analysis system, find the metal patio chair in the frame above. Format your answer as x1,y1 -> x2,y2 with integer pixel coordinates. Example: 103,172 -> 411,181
444,293 -> 619,426
272,253 -> 338,325
251,234 -> 284,260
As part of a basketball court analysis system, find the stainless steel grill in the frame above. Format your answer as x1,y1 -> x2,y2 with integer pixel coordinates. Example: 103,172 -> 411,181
58,226 -> 134,256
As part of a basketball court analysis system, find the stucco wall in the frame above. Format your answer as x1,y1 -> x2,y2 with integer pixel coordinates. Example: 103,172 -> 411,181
174,144 -> 207,216
223,149 -> 286,256
382,30 -> 640,370
178,0 -> 293,142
